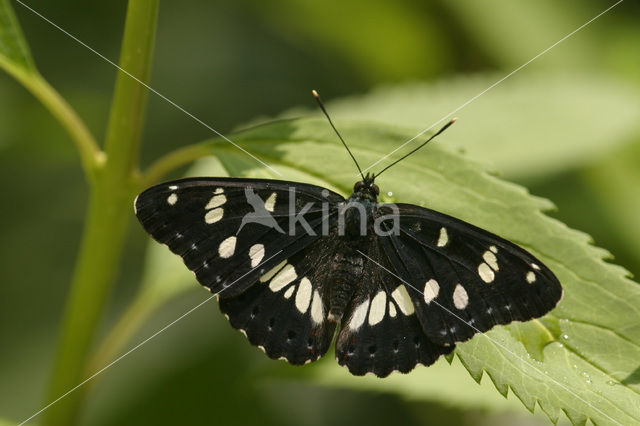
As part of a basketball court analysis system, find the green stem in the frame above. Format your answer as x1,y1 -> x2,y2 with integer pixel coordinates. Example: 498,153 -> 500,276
0,58 -> 101,180
138,141 -> 213,188
86,292 -> 158,376
42,1 -> 159,425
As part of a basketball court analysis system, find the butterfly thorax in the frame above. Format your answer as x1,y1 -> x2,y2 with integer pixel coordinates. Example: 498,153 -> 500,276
341,197 -> 377,238
340,176 -> 380,238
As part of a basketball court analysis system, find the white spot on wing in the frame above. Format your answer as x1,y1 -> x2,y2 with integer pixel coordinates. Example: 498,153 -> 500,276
206,194 -> 226,209
167,193 -> 178,205
264,192 -> 277,212
133,195 -> 139,215
295,277 -> 312,314
391,285 -> 414,315
437,227 -> 448,247
349,299 -> 370,330
388,302 -> 397,318
269,264 -> 297,292
452,284 -> 469,309
531,263 -> 541,270
478,262 -> 495,283
214,187 -> 224,194
169,185 -> 178,190
283,286 -> 295,299
204,208 -> 223,224
260,260 -> 286,283
249,244 -> 265,267
489,245 -> 498,253
368,291 -> 386,326
423,279 -> 439,304
310,290 -> 324,324
483,250 -> 499,271
526,271 -> 536,283
218,236 -> 236,258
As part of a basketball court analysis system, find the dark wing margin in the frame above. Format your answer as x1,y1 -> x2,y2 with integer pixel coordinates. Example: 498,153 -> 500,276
134,177 -> 344,298
219,237 -> 340,365
335,240 -> 454,377
378,203 -> 563,347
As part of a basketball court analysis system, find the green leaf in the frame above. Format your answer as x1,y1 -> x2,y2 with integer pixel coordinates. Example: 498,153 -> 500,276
221,118 -> 639,423
136,117 -> 640,424
0,0 -> 100,174
583,142 -> 640,268
0,419 -> 18,426
507,319 -> 556,362
434,0 -> 597,68
280,72 -> 640,181
306,357 -> 548,418
0,0 -> 36,73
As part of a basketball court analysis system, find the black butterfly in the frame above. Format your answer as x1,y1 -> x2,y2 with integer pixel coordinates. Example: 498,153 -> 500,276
134,92 -> 562,377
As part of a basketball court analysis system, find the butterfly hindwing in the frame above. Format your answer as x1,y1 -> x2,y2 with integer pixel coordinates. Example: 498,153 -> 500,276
219,237 -> 339,364
335,240 -> 454,377
134,177 -> 344,298
379,203 -> 563,346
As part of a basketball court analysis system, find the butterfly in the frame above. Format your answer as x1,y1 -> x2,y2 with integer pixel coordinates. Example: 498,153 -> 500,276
134,91 -> 563,377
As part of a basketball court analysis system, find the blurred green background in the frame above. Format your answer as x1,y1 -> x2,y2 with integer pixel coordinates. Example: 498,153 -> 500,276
1,0 -> 639,425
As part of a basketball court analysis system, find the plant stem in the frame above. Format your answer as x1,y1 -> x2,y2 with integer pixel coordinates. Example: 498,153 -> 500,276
0,57 -> 101,180
138,141 -> 213,189
85,291 -> 157,377
42,1 -> 159,425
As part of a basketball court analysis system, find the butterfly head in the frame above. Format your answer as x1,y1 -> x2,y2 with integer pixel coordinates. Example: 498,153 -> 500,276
352,172 -> 379,202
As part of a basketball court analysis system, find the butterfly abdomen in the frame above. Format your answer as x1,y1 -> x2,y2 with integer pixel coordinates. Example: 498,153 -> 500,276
328,245 -> 367,322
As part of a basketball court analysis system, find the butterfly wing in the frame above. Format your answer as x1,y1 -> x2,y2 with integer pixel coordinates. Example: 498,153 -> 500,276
335,238 -> 454,377
218,236 -> 340,365
134,177 -> 344,298
378,203 -> 563,347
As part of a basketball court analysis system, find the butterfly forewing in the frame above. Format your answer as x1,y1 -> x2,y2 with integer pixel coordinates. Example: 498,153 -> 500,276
134,177 -> 344,298
335,239 -> 454,377
379,203 -> 563,346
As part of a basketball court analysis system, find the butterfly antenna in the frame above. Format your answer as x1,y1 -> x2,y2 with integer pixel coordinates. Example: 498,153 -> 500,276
375,118 -> 458,178
312,90 -> 365,181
